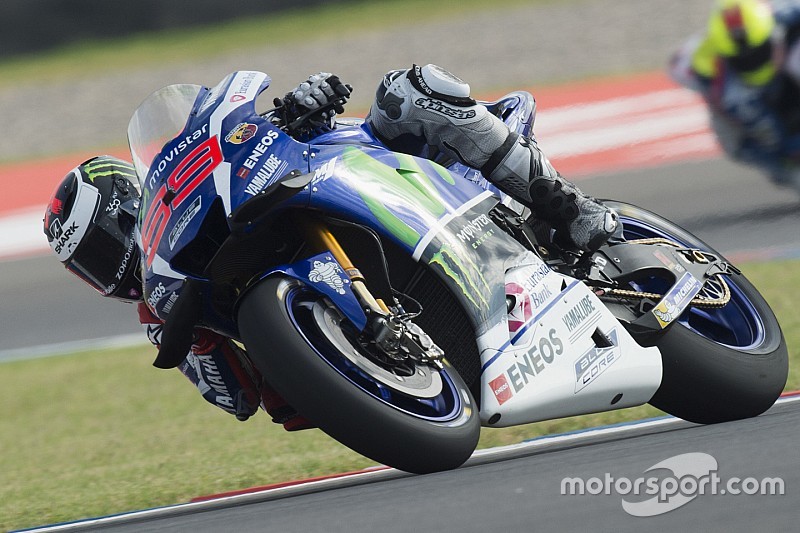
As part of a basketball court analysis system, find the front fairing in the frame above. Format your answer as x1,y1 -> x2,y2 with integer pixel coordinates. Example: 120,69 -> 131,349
128,71 -> 310,320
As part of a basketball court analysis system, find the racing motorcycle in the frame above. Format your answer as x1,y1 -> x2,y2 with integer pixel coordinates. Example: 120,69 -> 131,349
127,71 -> 788,474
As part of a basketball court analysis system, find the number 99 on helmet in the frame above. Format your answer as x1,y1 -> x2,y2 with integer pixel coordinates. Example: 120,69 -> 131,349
43,156 -> 144,302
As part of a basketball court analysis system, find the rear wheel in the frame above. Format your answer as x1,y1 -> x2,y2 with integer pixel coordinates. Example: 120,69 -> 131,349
238,276 -> 480,474
604,201 -> 788,424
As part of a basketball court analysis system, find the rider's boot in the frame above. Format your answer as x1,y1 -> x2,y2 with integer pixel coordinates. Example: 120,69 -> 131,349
366,64 -> 619,252
260,382 -> 315,431
482,134 -> 620,252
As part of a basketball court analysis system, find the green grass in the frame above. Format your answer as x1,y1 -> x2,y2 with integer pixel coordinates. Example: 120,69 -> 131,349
0,0 -> 541,88
2,259 -> 798,531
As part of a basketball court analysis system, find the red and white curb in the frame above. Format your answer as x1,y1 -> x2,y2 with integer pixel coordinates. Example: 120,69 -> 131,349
536,86 -> 716,175
0,207 -> 53,261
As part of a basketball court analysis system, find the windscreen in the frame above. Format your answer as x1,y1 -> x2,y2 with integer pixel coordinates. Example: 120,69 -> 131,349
127,83 -> 203,187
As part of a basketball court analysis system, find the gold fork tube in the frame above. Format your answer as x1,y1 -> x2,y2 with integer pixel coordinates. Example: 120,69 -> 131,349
303,220 -> 389,315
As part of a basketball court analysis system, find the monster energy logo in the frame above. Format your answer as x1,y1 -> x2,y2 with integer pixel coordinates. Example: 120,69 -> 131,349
82,156 -> 137,182
457,214 -> 491,240
429,243 -> 491,313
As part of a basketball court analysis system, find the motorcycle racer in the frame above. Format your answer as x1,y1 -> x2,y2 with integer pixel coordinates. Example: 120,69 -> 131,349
670,0 -> 800,189
44,65 -> 620,427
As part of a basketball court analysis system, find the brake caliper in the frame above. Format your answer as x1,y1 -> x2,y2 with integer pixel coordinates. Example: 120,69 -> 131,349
372,315 -> 445,369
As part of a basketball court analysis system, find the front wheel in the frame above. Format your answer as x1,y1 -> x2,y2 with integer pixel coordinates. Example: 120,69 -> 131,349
605,201 -> 788,424
237,276 -> 480,474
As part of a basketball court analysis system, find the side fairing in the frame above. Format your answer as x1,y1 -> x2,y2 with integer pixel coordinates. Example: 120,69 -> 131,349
305,143 -> 662,428
478,265 -> 662,427
306,145 -> 528,336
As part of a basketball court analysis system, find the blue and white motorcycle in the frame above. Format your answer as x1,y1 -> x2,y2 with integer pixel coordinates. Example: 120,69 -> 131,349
128,71 -> 787,474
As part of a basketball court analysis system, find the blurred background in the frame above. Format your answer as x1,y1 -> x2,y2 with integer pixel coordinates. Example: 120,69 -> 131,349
4,0 -> 797,353
0,0 -> 711,162
0,0 -> 329,56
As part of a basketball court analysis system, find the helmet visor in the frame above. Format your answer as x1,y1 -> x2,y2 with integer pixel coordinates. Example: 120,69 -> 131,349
66,212 -> 140,299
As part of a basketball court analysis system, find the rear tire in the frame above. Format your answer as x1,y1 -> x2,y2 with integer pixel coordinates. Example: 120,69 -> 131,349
605,201 -> 788,424
238,276 -> 480,474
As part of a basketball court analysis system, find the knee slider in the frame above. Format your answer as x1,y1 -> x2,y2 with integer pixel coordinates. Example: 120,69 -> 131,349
529,178 -> 579,222
408,64 -> 476,106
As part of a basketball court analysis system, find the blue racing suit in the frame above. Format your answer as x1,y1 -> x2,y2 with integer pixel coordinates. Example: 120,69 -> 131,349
138,302 -> 312,430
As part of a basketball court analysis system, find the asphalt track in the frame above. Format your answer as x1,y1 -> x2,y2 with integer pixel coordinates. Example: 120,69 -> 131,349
27,397 -> 800,532
2,155 -> 799,353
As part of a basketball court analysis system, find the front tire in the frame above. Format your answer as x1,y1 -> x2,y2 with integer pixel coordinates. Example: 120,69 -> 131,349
238,276 -> 480,474
605,201 -> 788,424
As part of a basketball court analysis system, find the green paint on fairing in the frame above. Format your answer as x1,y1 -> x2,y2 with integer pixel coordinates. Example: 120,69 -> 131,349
395,152 -> 456,186
339,147 -> 453,247
338,147 -> 496,319
429,242 -> 491,312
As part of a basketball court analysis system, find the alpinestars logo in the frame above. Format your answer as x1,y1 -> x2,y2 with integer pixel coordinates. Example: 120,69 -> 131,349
145,323 -> 163,346
414,97 -> 476,120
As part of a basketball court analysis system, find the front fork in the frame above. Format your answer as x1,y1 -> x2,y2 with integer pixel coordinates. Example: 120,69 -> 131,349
301,217 -> 444,367
301,218 -> 391,315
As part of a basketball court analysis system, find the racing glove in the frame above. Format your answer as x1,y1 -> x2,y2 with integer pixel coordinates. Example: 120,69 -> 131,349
276,73 -> 352,139
289,72 -> 351,112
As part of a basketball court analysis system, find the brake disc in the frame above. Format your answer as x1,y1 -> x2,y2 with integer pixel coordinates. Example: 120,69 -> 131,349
312,301 -> 443,398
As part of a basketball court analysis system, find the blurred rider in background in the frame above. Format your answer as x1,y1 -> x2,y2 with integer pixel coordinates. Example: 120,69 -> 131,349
670,0 -> 800,190
43,65 -> 619,429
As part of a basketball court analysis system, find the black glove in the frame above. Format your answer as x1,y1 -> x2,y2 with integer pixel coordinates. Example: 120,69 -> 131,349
272,73 -> 353,139
289,72 -> 351,114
